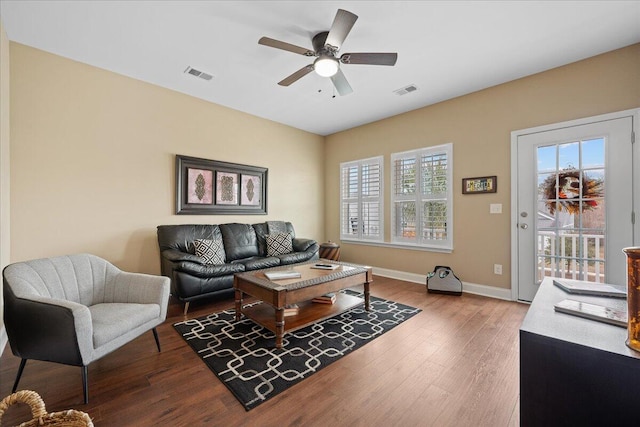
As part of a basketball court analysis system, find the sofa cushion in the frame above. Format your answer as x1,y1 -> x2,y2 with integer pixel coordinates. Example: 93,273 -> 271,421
174,271 -> 235,300
266,232 -> 293,256
220,223 -> 259,261
157,224 -> 222,254
277,251 -> 316,265
266,220 -> 288,234
194,238 -> 226,265
175,261 -> 245,278
253,222 -> 296,256
231,256 -> 281,270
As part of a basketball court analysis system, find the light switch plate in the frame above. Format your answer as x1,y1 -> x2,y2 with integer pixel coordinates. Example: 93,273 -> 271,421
490,203 -> 502,214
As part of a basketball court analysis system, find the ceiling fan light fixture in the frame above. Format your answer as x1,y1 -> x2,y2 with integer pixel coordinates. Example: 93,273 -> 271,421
314,56 -> 339,77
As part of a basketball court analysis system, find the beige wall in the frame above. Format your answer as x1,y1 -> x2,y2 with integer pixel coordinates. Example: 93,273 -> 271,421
325,43 -> 640,290
9,43 -> 325,274
1,19 -> 11,349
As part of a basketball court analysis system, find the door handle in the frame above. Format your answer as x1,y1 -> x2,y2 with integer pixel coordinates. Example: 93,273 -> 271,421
520,223 -> 529,229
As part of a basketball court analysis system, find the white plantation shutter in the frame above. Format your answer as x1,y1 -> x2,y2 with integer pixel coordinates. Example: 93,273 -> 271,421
341,165 -> 359,236
391,144 -> 453,249
421,152 -> 449,242
393,156 -> 417,239
340,157 -> 383,241
422,153 -> 448,195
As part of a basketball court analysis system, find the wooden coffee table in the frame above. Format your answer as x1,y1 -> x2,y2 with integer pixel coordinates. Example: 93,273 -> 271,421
233,260 -> 373,348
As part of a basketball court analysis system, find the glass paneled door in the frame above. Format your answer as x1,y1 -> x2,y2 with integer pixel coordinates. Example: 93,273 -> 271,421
515,114 -> 635,302
536,139 -> 606,283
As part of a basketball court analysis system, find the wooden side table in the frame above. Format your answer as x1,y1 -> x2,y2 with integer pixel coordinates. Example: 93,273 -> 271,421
319,241 -> 340,261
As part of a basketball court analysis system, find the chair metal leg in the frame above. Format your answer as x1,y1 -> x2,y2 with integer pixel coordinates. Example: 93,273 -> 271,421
152,327 -> 161,352
82,365 -> 89,404
12,359 -> 27,393
183,301 -> 190,316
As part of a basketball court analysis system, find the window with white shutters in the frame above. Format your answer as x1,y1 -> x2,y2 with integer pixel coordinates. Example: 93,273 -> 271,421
391,144 -> 453,250
340,157 -> 383,241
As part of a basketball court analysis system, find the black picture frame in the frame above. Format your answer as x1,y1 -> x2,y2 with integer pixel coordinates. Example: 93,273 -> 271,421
462,176 -> 497,194
176,154 -> 267,214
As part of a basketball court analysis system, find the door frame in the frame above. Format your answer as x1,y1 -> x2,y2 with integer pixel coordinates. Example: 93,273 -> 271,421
510,108 -> 639,301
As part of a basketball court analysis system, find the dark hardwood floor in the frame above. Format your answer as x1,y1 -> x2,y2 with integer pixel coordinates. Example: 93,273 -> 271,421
0,276 -> 528,426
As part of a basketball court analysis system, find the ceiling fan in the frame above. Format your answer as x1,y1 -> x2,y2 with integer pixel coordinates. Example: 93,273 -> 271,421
258,9 -> 398,96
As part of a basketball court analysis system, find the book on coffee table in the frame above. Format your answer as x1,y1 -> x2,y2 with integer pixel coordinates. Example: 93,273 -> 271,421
264,269 -> 301,280
312,293 -> 337,304
283,304 -> 299,316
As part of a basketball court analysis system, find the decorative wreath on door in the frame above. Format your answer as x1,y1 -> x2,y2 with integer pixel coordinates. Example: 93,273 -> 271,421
542,169 -> 603,215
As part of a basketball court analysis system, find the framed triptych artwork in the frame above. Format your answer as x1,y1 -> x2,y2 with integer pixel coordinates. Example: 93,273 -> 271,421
176,155 -> 267,214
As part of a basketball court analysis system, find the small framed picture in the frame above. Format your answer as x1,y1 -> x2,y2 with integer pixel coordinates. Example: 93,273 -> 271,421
216,171 -> 238,205
186,168 -> 213,204
241,174 -> 261,206
462,176 -> 497,194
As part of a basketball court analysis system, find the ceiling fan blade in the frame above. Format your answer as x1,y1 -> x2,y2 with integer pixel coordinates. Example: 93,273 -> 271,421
325,9 -> 358,52
278,65 -> 315,86
259,37 -> 315,56
340,53 -> 398,66
330,69 -> 353,96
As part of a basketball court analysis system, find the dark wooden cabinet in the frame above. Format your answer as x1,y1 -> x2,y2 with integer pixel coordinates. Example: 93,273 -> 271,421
519,278 -> 640,426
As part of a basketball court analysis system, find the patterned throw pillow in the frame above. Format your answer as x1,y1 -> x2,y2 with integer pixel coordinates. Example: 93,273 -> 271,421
194,238 -> 226,265
266,232 -> 293,256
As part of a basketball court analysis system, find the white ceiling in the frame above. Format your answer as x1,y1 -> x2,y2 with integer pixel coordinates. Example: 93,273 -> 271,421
1,1 -> 639,136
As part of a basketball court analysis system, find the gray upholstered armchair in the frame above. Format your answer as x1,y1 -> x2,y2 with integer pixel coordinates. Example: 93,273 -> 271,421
2,254 -> 170,404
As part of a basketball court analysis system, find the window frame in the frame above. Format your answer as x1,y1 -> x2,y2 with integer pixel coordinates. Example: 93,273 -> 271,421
390,143 -> 453,251
339,156 -> 384,242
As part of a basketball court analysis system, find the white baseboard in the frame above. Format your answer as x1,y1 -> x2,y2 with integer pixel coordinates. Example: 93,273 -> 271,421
372,266 -> 514,301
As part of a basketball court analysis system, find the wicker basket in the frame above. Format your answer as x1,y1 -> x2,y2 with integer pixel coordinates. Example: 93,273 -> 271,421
0,390 -> 93,427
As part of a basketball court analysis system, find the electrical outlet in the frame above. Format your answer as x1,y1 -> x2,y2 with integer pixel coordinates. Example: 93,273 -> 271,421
494,264 -> 503,275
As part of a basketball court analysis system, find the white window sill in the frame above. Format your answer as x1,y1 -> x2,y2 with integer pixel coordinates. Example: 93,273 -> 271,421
340,238 -> 453,253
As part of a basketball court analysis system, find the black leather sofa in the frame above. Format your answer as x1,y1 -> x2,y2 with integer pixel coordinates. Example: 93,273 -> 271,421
157,222 -> 319,313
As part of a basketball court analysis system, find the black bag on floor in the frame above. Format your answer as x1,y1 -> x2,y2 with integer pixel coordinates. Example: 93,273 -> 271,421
427,266 -> 462,295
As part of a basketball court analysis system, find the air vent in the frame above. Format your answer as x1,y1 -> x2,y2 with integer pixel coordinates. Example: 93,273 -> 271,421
184,66 -> 213,81
393,84 -> 418,96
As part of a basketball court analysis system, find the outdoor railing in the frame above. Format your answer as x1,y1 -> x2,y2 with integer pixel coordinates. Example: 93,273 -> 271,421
537,230 -> 605,282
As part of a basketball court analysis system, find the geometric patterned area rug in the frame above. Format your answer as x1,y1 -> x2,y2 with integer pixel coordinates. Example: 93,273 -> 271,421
173,290 -> 421,410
